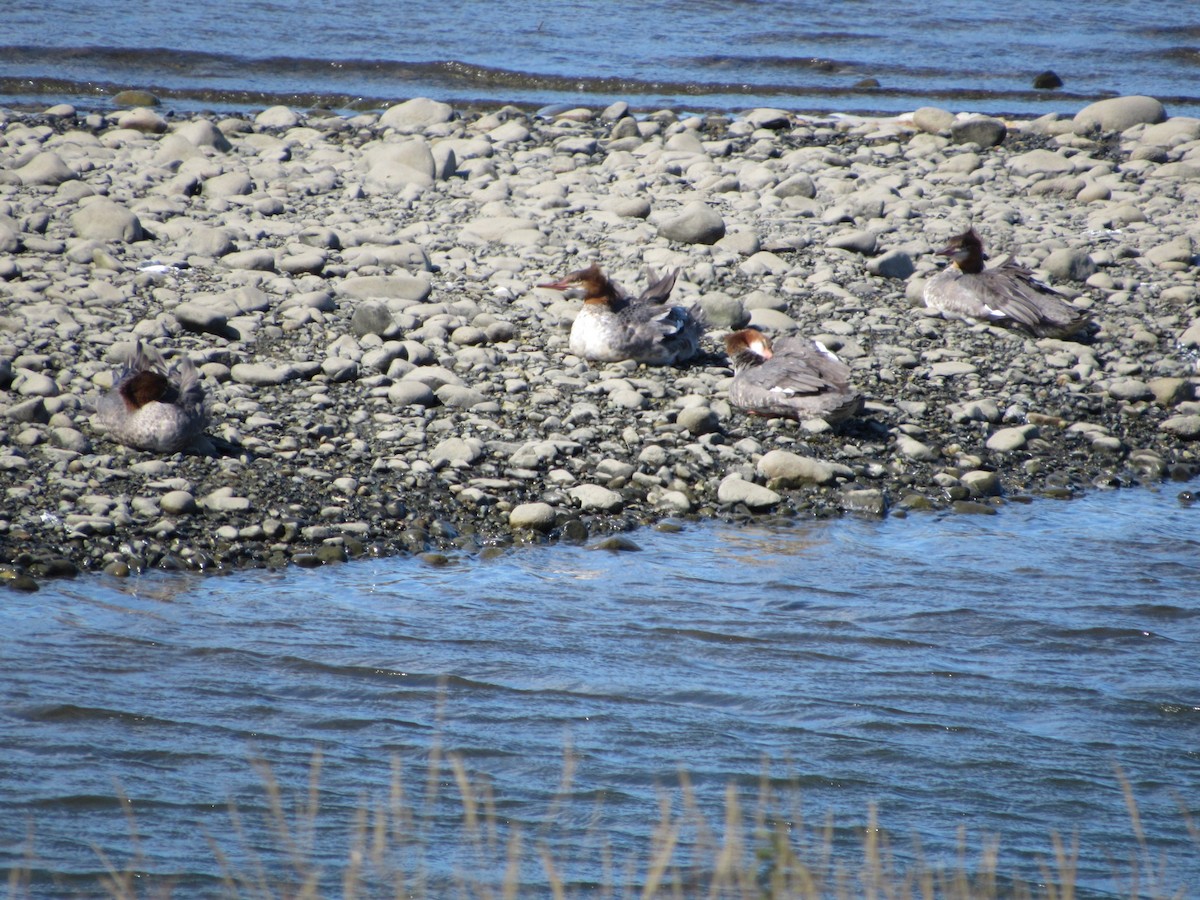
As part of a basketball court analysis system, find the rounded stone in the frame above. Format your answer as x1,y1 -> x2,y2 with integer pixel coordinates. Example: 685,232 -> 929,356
569,484 -> 624,512
657,201 -> 726,245
159,494 -> 196,513
716,477 -> 780,510
509,502 -> 557,531
677,406 -> 721,436
1074,95 -> 1167,132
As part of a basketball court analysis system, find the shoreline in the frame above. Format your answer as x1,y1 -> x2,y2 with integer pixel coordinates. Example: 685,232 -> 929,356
1,95 -> 1198,588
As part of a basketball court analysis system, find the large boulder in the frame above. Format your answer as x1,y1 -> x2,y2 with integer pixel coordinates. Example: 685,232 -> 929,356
1074,96 -> 1166,132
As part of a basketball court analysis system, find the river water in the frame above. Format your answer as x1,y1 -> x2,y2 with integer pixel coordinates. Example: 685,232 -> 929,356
2,483 -> 1198,896
3,0 -> 1200,118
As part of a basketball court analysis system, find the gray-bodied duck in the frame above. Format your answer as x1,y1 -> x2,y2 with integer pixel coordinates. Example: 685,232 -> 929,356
923,228 -> 1092,339
537,263 -> 703,365
724,328 -> 862,423
94,341 -> 207,452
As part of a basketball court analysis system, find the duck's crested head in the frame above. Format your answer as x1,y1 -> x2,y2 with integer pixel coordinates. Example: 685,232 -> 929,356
119,370 -> 171,410
537,263 -> 618,303
724,328 -> 773,361
938,227 -> 988,273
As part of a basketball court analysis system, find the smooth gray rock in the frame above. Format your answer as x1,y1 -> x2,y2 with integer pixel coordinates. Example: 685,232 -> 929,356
1144,236 -> 1195,267
378,98 -> 455,131
895,434 -> 937,461
202,171 -> 253,197
757,450 -> 853,487
773,173 -> 816,199
717,476 -> 780,510
960,470 -> 1000,497
200,488 -> 252,512
657,201 -> 726,244
986,425 -> 1038,451
71,200 -> 143,243
841,488 -> 886,517
677,406 -> 721,436
698,292 -> 750,329
230,363 -> 298,386
1042,248 -> 1097,281
827,230 -> 877,255
1159,415 -> 1200,439
174,118 -> 232,152
1008,149 -> 1076,177
351,301 -> 400,338
339,274 -> 433,302
160,490 -> 198,515
220,249 -> 275,271
255,105 -> 302,128
744,108 -> 792,129
430,437 -> 484,466
17,152 -> 76,186
569,484 -> 624,511
1107,378 -> 1153,401
364,138 -> 437,192
436,385 -> 488,408
867,249 -> 914,278
912,107 -> 956,134
1074,95 -> 1166,132
386,381 -> 439,407
950,116 -> 1007,147
509,502 -> 557,531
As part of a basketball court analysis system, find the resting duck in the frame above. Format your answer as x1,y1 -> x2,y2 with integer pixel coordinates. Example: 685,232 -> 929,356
923,228 -> 1092,339
537,263 -> 703,365
724,328 -> 862,423
94,341 -> 207,452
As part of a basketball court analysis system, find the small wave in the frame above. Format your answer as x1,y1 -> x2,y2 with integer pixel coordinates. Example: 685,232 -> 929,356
1156,46 -> 1200,67
7,43 -> 1199,120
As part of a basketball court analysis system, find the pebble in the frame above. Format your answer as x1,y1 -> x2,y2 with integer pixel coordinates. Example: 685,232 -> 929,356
656,201 -> 726,245
717,476 -> 781,510
509,502 -> 557,531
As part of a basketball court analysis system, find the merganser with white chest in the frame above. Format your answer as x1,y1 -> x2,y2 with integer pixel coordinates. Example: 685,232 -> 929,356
93,341 -> 208,452
537,263 -> 703,365
923,228 -> 1092,339
724,328 -> 862,423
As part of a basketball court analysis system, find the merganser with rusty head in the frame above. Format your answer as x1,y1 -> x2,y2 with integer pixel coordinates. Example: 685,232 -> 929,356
724,328 -> 862,423
537,263 -> 703,365
923,228 -> 1092,339
93,341 -> 208,452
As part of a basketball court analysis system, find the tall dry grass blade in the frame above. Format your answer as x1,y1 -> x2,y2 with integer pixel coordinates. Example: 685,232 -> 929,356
449,753 -> 479,836
1050,830 -> 1078,900
539,844 -> 566,900
6,822 -> 35,899
537,739 -> 578,846
203,830 -> 240,897
250,755 -> 306,880
1114,765 -> 1147,853
861,802 -> 881,900
501,826 -> 523,900
705,782 -> 737,898
342,802 -> 369,900
301,747 -> 323,862
224,792 -> 272,899
640,822 -> 679,900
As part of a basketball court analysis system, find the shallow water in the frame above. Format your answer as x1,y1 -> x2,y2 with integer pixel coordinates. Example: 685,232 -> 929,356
3,0 -> 1200,117
2,483 -> 1198,896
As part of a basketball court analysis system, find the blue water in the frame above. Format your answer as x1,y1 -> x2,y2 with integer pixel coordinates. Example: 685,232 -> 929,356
3,0 -> 1200,117
2,483 -> 1198,896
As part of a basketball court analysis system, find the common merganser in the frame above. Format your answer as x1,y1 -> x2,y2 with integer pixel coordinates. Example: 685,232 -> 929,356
537,263 -> 703,365
93,341 -> 208,452
923,228 -> 1092,339
724,328 -> 862,423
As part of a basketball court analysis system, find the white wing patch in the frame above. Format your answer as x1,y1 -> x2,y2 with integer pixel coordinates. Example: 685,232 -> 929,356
812,340 -> 841,363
